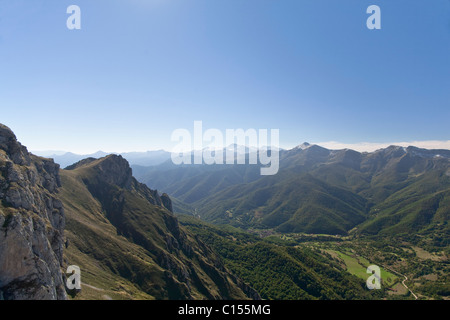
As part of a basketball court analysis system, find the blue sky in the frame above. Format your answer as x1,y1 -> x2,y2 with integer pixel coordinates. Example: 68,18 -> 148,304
0,0 -> 449,153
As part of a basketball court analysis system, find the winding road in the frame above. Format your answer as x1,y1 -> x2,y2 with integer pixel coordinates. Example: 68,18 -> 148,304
355,253 -> 419,299
381,265 -> 418,300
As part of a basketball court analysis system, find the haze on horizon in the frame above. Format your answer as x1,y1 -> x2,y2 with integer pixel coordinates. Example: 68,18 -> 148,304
31,139 -> 450,158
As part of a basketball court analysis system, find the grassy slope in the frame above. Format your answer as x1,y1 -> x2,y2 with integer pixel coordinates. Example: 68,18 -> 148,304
61,169 -> 163,299
60,158 -> 252,300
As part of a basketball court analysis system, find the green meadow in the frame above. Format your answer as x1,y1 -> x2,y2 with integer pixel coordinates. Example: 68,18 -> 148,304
329,250 -> 399,288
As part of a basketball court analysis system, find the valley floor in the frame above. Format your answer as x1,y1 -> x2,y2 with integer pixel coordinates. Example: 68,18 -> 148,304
254,230 -> 449,300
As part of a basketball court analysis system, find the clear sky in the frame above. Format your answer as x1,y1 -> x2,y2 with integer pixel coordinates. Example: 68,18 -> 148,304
0,0 -> 449,153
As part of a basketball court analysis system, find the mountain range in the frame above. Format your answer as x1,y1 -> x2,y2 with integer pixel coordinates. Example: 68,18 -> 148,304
33,144 -> 265,169
133,142 -> 450,236
1,123 -> 449,300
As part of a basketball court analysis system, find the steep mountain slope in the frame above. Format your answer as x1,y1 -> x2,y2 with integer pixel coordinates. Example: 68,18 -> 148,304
196,172 -> 368,235
0,124 -> 66,300
357,170 -> 450,235
60,155 -> 259,300
132,163 -> 262,204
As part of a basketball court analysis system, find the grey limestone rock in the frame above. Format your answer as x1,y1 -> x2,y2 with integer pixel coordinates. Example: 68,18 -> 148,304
0,124 -> 67,300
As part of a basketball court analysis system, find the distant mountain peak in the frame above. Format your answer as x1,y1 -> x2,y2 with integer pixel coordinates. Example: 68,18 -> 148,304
301,142 -> 311,148
293,142 -> 312,150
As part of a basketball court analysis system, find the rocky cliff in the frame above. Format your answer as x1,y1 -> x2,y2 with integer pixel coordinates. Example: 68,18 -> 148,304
0,124 -> 66,300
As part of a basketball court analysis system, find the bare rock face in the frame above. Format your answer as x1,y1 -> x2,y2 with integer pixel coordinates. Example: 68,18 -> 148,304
160,193 -> 173,213
0,124 -> 67,300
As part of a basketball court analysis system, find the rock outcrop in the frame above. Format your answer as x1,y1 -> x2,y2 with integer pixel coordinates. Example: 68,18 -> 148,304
0,124 -> 66,300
